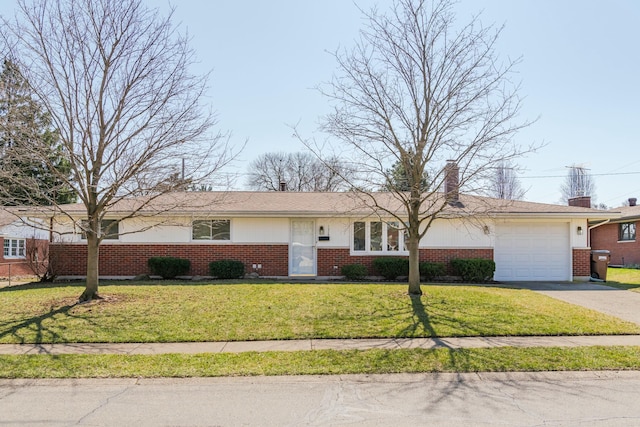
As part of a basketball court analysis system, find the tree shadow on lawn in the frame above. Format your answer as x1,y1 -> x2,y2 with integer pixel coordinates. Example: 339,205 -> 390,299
0,304 -> 76,344
399,294 -> 478,373
0,299 -> 106,345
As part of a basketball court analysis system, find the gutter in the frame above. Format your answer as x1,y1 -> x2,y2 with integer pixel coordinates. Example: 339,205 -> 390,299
587,219 -> 611,247
588,219 -> 611,231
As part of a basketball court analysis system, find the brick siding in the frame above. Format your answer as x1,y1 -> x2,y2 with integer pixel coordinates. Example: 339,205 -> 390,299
572,248 -> 591,277
590,222 -> 640,266
50,244 -> 288,277
50,243 -> 586,279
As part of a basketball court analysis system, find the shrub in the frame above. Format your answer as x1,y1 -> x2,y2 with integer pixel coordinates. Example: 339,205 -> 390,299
373,257 -> 409,280
341,264 -> 368,281
419,262 -> 446,280
450,258 -> 496,283
147,257 -> 191,279
209,259 -> 245,279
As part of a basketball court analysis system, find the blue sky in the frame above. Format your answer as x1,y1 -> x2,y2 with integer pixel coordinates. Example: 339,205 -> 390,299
2,1 -> 638,206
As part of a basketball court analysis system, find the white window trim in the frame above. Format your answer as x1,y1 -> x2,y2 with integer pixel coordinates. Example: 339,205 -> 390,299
351,220 -> 409,255
3,238 -> 26,259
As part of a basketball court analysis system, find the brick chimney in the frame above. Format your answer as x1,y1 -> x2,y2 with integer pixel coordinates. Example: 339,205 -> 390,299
279,181 -> 287,191
444,160 -> 460,204
568,196 -> 591,208
629,198 -> 637,207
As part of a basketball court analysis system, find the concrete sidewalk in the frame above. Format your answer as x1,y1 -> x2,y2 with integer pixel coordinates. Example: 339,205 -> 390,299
2,334 -> 640,355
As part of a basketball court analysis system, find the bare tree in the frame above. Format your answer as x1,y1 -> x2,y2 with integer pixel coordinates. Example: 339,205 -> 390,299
302,0 -> 535,295
246,151 -> 353,191
560,165 -> 596,204
1,0 -> 235,301
488,161 -> 525,200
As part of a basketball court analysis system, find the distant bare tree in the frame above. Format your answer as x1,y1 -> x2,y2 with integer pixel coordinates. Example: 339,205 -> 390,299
488,162 -> 525,200
300,0 -> 536,295
1,0 -> 236,301
246,151 -> 353,191
560,165 -> 596,204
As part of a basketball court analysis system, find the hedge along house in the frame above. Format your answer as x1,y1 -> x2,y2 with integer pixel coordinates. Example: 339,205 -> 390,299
0,209 -> 49,279
36,188 -> 616,282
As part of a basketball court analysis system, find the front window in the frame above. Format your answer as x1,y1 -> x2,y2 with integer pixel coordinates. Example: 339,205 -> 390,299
353,220 -> 407,254
619,222 -> 636,241
100,220 -> 120,240
3,238 -> 26,258
353,221 -> 366,251
192,219 -> 231,241
387,222 -> 400,251
370,221 -> 383,251
80,220 -> 120,240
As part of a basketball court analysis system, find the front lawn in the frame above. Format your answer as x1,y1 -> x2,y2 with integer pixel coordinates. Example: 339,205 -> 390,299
1,282 -> 638,344
606,268 -> 640,292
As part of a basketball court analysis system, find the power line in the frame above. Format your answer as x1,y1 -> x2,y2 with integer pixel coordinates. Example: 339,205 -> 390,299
520,171 -> 640,179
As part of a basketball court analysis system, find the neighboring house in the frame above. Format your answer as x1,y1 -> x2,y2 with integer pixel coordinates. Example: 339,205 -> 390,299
590,197 -> 640,266
30,189 -> 615,282
0,209 -> 49,278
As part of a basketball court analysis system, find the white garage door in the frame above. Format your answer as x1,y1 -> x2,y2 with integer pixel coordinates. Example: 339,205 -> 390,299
494,223 -> 570,281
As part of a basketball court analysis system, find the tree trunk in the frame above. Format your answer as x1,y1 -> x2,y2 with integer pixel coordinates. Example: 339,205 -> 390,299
79,234 -> 100,302
407,234 -> 422,296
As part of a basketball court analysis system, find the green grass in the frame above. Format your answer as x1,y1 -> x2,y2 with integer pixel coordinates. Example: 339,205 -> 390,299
606,268 -> 640,291
1,282 -> 639,344
1,346 -> 639,378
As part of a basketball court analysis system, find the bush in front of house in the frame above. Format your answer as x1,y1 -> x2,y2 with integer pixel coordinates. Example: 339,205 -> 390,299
147,256 -> 191,279
373,257 -> 409,280
419,261 -> 446,280
341,264 -> 368,281
209,259 -> 245,279
450,258 -> 495,283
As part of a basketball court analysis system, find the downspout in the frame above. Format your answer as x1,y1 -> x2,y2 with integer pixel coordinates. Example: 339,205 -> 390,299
587,219 -> 610,247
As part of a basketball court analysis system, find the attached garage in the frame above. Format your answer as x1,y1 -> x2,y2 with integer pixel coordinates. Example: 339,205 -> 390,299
494,222 -> 571,281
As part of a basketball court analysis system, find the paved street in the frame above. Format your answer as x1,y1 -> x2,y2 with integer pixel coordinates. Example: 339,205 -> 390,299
2,371 -> 640,426
1,282 -> 639,426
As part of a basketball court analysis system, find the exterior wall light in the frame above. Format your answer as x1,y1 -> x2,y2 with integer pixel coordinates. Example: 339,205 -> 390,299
577,226 -> 583,235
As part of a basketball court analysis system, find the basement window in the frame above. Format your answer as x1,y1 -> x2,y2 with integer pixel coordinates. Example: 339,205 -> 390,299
192,219 -> 231,241
619,222 -> 636,241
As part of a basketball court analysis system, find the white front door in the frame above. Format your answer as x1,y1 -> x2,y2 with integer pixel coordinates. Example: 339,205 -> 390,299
290,220 -> 316,276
